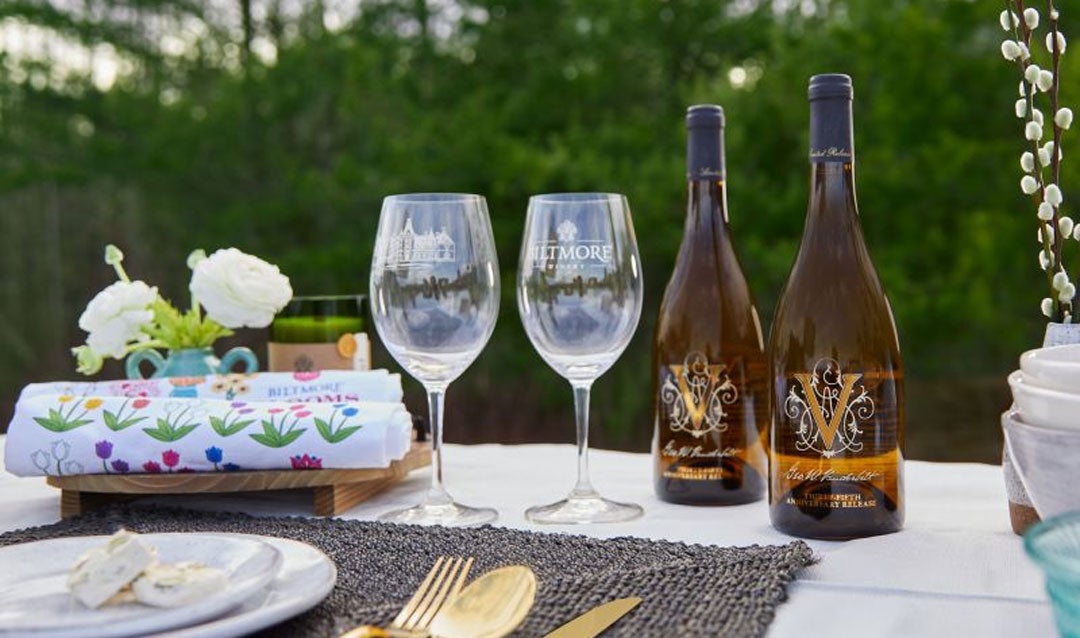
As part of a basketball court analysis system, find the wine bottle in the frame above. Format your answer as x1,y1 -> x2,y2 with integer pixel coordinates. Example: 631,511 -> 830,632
652,104 -> 768,505
768,74 -> 904,539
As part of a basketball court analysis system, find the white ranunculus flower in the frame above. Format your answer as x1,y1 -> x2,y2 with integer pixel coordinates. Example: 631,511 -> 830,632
1021,151 -> 1035,172
1024,7 -> 1040,30
1037,70 -> 1055,92
78,280 -> 158,358
1047,31 -> 1067,54
1056,107 -> 1074,130
1025,64 -> 1042,85
1002,40 -> 1023,61
1046,184 -> 1064,206
1022,175 -> 1040,194
1026,121 -> 1043,141
1042,297 -> 1055,317
190,248 -> 292,329
1015,98 -> 1028,118
1061,216 -> 1075,239
1039,202 -> 1056,221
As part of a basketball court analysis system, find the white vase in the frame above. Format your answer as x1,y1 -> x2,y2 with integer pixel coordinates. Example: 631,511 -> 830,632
1006,322 -> 1080,534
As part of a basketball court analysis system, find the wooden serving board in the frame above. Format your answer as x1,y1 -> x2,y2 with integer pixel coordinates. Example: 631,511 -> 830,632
46,441 -> 431,518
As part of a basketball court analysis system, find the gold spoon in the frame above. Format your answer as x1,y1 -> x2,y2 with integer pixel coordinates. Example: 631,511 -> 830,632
427,565 -> 537,638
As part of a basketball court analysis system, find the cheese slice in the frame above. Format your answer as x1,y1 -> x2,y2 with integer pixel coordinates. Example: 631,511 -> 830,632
132,561 -> 227,608
67,530 -> 156,609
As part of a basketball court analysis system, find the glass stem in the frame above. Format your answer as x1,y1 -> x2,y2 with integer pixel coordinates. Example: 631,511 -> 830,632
571,381 -> 597,498
425,386 -> 452,506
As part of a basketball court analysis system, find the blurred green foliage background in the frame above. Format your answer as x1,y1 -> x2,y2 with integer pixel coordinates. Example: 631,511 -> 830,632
2,0 -> 1073,461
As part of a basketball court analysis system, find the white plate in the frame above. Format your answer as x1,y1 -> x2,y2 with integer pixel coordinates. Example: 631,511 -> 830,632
1008,369 -> 1080,430
151,535 -> 336,638
0,533 -> 281,638
1020,344 -> 1080,393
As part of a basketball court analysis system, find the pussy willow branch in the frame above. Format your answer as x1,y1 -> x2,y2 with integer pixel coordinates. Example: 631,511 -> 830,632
1010,0 -> 1064,319
1048,1 -> 1070,301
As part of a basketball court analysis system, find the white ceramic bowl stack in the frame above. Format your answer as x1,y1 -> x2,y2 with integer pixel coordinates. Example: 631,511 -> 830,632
1004,344 -> 1080,519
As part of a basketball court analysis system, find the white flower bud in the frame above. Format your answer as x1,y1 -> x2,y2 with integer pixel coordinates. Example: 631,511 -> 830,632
1052,8 -> 1060,20
1054,271 -> 1070,290
1056,107 -> 1074,130
1060,282 -> 1076,303
1001,9 -> 1019,31
1074,225 -> 1080,241
1046,183 -> 1064,206
1020,80 -> 1028,97
1023,120 -> 1041,140
1002,40 -> 1023,61
1024,8 -> 1040,30
1026,65 -> 1042,85
1041,250 -> 1054,270
1000,40 -> 1016,61
1042,223 -> 1056,243
1020,42 -> 1032,60
1038,70 -> 1055,92
1039,147 -> 1053,166
1061,216 -> 1075,238
1016,98 -> 1028,118
1033,108 -> 1045,125
1023,175 -> 1040,194
1022,151 -> 1036,172
1047,31 -> 1067,54
1042,297 -> 1055,317
1026,121 -> 1044,140
1039,202 -> 1056,220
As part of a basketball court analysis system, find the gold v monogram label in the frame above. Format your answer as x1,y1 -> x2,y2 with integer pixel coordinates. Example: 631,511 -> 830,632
661,352 -> 738,439
793,372 -> 861,450
785,359 -> 875,457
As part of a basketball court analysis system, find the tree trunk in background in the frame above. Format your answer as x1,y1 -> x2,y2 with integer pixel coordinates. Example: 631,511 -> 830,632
240,0 -> 254,68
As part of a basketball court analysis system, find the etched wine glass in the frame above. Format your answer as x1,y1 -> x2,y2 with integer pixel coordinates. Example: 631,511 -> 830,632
370,193 -> 500,526
518,193 -> 644,523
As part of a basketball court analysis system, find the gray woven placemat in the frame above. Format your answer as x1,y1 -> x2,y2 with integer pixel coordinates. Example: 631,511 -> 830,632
0,505 -> 814,637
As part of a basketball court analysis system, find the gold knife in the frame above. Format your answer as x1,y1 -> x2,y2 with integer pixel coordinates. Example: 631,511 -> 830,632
542,597 -> 642,638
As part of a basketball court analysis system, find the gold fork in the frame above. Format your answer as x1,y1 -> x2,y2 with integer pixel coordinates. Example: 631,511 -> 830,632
340,556 -> 475,638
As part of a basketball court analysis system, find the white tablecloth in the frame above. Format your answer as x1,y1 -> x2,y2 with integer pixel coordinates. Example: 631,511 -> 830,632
0,437 -> 1056,637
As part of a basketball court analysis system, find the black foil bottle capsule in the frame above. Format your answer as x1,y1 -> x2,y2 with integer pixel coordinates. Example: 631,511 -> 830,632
768,75 -> 905,539
652,105 -> 768,505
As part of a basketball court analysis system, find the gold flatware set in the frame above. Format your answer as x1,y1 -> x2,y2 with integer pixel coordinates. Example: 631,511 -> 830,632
340,556 -> 639,638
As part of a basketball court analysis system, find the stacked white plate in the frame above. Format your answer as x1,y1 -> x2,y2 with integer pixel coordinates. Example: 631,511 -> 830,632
0,533 -> 336,638
1004,344 -> 1080,519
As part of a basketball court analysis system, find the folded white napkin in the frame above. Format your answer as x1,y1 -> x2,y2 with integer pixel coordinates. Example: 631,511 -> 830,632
5,371 -> 413,477
17,369 -> 403,404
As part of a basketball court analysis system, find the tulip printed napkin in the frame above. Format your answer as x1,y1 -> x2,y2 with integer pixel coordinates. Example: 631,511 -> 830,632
4,370 -> 413,477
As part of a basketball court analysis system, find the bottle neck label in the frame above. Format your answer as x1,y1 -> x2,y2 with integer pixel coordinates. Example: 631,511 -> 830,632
809,98 -> 854,163
687,127 -> 726,180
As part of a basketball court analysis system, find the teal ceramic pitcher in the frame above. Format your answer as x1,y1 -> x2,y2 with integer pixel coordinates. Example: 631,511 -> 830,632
125,347 -> 258,381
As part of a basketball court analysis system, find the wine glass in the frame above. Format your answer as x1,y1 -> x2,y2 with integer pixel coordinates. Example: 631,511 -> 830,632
517,193 -> 644,524
369,193 -> 500,526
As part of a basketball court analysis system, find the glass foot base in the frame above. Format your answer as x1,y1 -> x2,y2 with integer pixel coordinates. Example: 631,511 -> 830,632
379,501 -> 498,527
525,492 -> 643,525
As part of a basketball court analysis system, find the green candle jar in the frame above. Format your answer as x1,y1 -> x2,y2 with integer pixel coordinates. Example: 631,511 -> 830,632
268,295 -> 371,372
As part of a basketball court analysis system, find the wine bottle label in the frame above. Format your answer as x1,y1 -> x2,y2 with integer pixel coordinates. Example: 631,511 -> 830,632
809,97 -> 853,163
784,358 -> 873,457
660,352 -> 738,439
